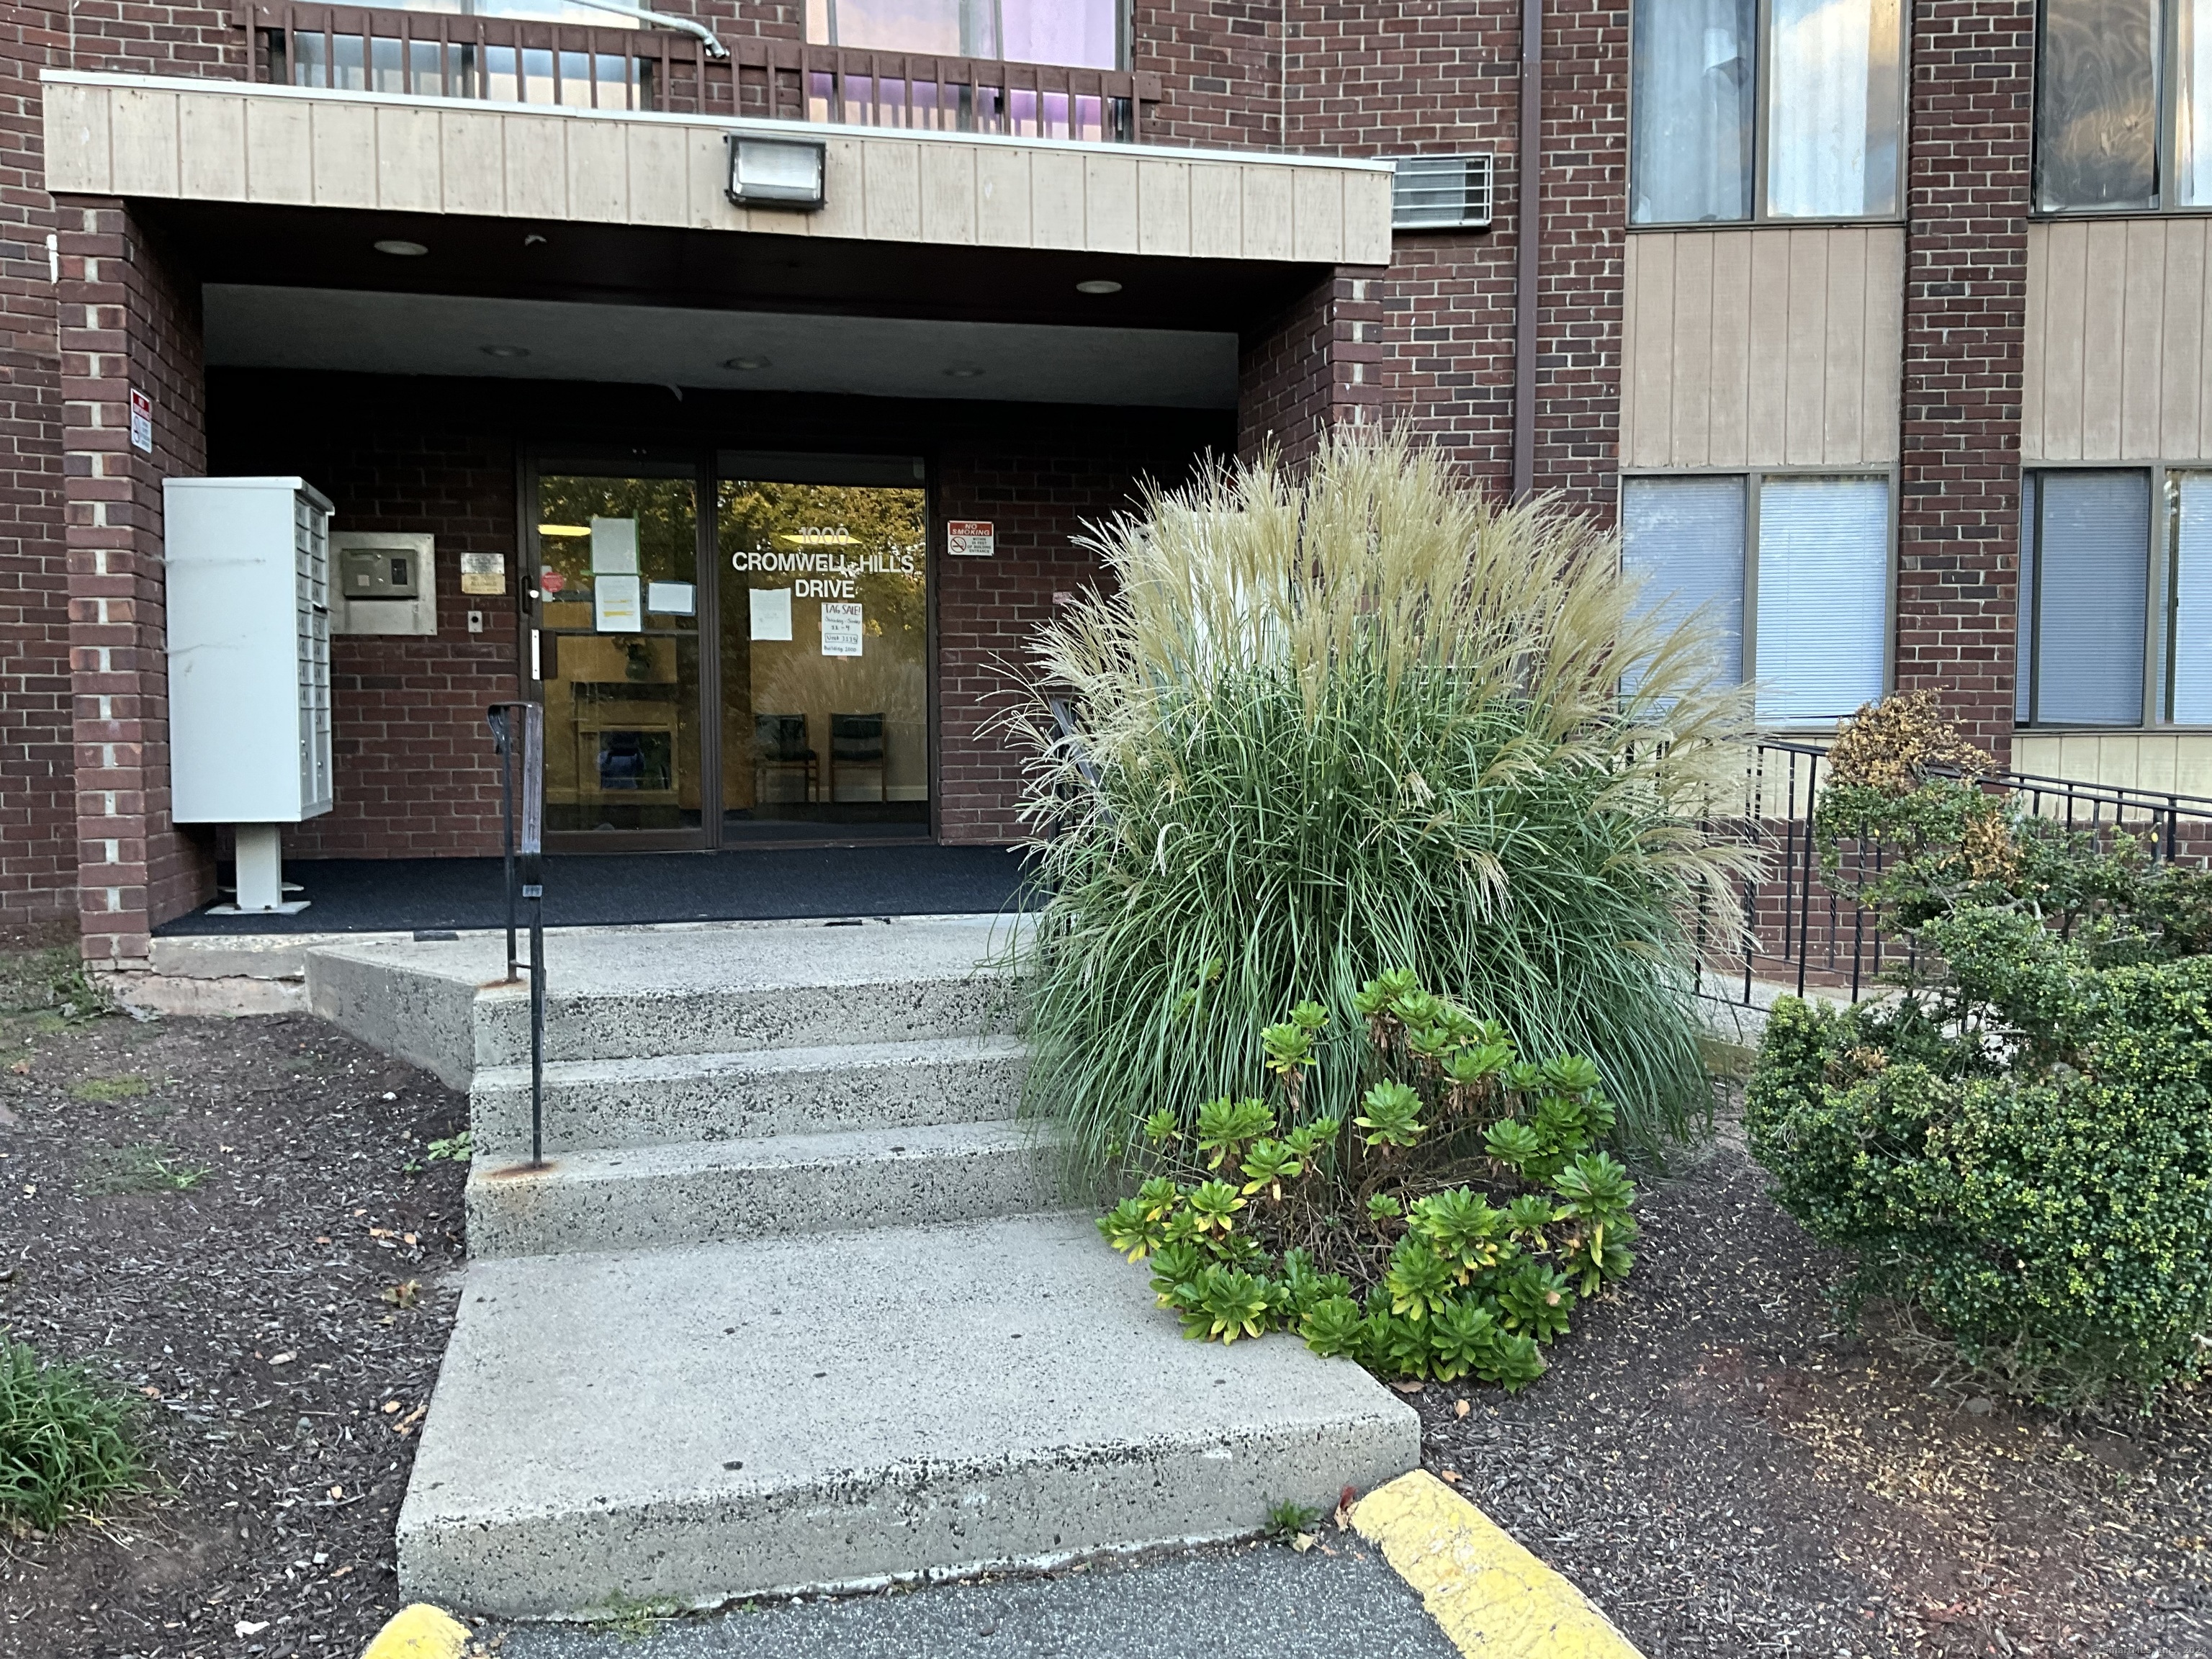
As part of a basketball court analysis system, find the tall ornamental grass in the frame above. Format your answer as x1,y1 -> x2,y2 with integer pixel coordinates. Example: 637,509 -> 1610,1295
1007,429 -> 1755,1177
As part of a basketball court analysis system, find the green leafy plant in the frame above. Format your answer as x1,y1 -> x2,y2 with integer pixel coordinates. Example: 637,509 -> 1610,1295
1747,694 -> 2212,1408
1263,1497 -> 1323,1543
1096,971 -> 1638,1388
0,1339 -> 145,1531
1011,428 -> 1756,1181
424,1131 -> 472,1163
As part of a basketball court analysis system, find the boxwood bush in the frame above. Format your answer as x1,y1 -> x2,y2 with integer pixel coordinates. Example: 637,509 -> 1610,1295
1745,695 -> 2212,1408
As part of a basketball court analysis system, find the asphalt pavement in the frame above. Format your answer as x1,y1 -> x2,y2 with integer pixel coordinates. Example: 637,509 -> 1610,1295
490,1538 -> 1460,1659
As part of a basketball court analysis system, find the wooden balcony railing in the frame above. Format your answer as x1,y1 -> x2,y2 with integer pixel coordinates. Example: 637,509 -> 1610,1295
242,6 -> 1162,143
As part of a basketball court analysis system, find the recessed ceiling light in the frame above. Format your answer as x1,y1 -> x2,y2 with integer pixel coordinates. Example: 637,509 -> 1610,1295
1075,279 -> 1123,295
373,238 -> 428,257
944,366 -> 986,379
724,356 -> 772,370
481,345 -> 531,359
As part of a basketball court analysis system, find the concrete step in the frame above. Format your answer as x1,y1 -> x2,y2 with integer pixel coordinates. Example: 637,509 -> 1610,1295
469,1034 -> 1030,1160
465,1119 -> 1064,1257
397,1213 -> 1419,1617
307,917 -> 1024,1087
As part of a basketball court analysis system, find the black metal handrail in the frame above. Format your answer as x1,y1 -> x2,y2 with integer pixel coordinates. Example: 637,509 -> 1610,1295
487,702 -> 549,1169
1703,739 -> 2212,1007
242,6 -> 1160,140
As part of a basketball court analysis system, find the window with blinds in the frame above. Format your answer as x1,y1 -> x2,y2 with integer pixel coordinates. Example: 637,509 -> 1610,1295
2023,471 -> 2149,726
1621,475 -> 1747,688
2168,473 -> 2212,723
1622,470 -> 1890,724
1754,477 -> 1890,723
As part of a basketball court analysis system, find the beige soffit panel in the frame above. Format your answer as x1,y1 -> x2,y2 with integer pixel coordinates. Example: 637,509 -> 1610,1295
2013,732 -> 2212,803
1619,225 -> 1905,469
39,71 -> 1394,266
2025,217 -> 2212,463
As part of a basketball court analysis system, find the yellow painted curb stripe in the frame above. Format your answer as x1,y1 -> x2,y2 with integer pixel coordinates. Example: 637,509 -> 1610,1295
360,1603 -> 470,1659
1349,1470 -> 1644,1658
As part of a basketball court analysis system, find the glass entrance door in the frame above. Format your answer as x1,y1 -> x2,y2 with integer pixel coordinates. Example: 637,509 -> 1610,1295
535,462 -> 710,846
717,476 -> 930,842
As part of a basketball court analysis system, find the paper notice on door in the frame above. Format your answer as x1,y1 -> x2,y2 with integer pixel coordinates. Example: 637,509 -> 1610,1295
593,573 -> 642,632
750,585 -> 793,642
589,517 -> 639,575
647,581 -> 696,616
820,601 -> 864,657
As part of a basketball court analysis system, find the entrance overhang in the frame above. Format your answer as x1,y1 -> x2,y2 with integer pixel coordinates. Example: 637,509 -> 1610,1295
41,71 -> 1394,268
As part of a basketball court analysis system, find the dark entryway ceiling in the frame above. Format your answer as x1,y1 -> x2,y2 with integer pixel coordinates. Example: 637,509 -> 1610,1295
138,199 -> 1324,336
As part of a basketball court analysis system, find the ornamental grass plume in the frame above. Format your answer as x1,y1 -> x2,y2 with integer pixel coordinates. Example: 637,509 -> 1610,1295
1004,426 -> 1758,1177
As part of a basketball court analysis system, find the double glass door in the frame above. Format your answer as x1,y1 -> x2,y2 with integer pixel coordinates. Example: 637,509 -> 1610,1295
531,454 -> 930,850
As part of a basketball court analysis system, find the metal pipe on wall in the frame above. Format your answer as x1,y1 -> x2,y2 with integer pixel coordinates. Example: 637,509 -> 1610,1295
1511,0 -> 1542,500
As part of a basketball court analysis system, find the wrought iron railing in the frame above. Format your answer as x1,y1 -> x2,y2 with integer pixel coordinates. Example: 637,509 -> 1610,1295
1705,739 -> 2212,1007
243,6 -> 1161,141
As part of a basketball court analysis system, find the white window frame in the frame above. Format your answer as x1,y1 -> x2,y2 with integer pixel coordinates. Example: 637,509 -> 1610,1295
1627,0 -> 1910,229
1619,464 -> 1899,730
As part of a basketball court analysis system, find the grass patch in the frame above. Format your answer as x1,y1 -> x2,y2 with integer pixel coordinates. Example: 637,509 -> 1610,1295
589,1591 -> 682,1640
0,947 -> 112,1025
79,1141 -> 207,1195
67,1074 -> 150,1103
0,1338 -> 145,1531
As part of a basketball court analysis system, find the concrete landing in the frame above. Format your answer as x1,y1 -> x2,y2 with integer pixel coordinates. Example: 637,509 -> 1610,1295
308,915 -> 1024,1087
398,1213 -> 1419,1619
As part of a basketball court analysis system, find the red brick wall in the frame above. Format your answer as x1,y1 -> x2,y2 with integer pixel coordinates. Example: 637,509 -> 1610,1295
1,1 -> 73,934
1268,0 -> 1625,514
57,198 -> 215,964
1894,0 -> 2035,761
1529,0 -> 1628,516
210,373 -> 523,860
1236,268 -> 1389,464
930,417 -> 1226,842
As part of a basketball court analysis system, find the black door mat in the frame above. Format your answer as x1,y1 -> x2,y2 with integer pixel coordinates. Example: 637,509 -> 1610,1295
155,844 -> 1038,936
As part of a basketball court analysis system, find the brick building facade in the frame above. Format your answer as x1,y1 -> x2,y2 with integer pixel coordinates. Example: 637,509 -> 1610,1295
1,0 -> 2203,963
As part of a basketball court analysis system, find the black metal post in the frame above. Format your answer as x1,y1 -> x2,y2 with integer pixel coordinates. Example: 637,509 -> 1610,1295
487,706 -> 520,982
515,701 -> 547,1168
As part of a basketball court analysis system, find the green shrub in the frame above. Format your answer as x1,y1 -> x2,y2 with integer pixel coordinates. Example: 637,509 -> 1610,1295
1745,696 -> 2212,1407
0,1339 -> 145,1530
1010,428 -> 1753,1175
1098,971 -> 1637,1388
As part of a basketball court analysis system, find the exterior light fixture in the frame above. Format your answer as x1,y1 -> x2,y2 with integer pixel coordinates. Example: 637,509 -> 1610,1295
1075,279 -> 1123,295
726,136 -> 827,210
482,345 -> 531,359
724,356 -> 771,370
943,367 -> 985,379
373,238 -> 429,257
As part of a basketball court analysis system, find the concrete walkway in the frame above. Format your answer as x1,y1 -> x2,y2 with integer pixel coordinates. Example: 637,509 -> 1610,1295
491,1539 -> 1461,1659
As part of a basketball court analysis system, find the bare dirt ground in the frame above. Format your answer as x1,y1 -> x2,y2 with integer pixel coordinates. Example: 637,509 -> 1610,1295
1,947 -> 467,1659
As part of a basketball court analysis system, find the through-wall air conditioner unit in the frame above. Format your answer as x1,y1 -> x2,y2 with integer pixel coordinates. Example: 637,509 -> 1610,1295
1390,154 -> 1495,231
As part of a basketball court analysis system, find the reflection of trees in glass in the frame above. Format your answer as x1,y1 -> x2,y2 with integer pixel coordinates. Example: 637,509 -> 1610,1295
716,481 -> 930,804
717,481 -> 927,645
2036,0 -> 2159,210
538,477 -> 698,593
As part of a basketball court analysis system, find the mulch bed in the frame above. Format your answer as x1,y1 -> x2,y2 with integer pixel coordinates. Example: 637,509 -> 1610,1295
1,971 -> 467,1659
1416,1124 -> 2212,1658
11,945 -> 2212,1659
